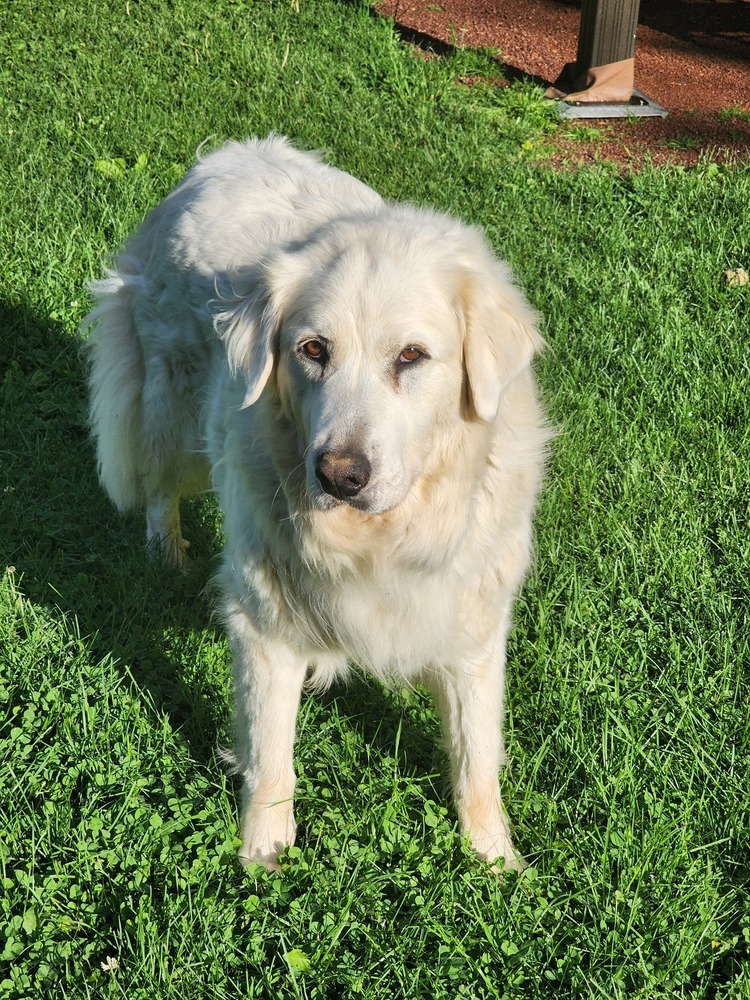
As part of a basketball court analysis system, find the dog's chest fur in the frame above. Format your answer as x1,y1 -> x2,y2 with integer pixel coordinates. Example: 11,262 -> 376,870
244,519 -> 493,684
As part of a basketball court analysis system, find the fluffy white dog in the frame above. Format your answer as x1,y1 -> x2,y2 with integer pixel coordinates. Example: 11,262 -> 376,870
84,136 -> 549,871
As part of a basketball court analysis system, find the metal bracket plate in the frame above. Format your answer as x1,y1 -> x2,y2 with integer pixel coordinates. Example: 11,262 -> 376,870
555,89 -> 668,119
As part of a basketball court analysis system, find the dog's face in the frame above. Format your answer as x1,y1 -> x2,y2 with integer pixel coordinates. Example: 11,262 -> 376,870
275,240 -> 467,513
217,212 -> 543,514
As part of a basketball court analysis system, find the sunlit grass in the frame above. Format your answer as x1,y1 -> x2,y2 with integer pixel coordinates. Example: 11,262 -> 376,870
1,0 -> 750,996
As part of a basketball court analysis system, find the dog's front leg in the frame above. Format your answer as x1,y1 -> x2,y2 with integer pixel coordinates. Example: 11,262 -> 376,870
226,602 -> 308,870
427,635 -> 526,872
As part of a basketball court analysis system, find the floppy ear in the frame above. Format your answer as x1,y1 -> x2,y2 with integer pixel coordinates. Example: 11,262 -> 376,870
212,275 -> 279,407
459,255 -> 545,423
212,251 -> 309,408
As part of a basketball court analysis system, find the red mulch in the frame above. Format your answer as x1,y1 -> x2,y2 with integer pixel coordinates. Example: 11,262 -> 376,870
376,0 -> 750,169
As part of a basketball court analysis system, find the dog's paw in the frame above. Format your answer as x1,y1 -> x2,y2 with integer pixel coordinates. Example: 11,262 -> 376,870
472,834 -> 527,875
238,802 -> 296,873
145,496 -> 192,572
488,848 -> 528,876
146,530 -> 192,572
237,845 -> 284,873
165,534 -> 192,573
464,812 -> 526,875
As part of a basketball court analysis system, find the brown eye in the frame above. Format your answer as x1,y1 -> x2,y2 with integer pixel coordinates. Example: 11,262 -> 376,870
399,346 -> 424,364
301,339 -> 327,363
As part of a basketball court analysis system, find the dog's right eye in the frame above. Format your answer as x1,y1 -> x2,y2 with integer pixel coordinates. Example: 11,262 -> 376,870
300,340 -> 328,364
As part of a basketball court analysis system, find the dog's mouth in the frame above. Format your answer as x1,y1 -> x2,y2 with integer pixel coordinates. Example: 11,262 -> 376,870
311,486 -> 372,513
310,481 -> 406,517
312,489 -> 344,510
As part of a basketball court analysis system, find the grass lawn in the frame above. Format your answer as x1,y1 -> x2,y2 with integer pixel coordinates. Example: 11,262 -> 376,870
2,0 -> 750,996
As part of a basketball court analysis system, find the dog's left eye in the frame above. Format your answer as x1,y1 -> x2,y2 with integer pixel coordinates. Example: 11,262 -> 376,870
399,346 -> 425,364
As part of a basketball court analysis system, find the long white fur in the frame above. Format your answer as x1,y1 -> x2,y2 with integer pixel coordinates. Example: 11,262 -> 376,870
84,135 -> 550,872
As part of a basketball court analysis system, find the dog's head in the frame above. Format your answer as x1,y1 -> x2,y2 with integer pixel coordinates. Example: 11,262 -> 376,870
215,207 -> 543,514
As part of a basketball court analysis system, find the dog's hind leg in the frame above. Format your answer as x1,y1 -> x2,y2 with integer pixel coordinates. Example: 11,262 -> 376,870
136,345 -> 212,569
146,493 -> 191,570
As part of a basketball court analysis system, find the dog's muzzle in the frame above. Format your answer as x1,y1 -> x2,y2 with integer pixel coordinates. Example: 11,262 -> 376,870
315,449 -> 371,501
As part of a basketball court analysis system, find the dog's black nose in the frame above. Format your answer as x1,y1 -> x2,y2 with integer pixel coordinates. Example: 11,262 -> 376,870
315,450 -> 371,499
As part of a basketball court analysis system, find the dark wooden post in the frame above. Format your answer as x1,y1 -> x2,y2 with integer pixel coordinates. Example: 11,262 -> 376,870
576,0 -> 640,76
547,0 -> 666,116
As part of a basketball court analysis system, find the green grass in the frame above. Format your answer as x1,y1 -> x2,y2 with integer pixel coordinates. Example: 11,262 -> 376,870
2,0 -> 750,996
719,105 -> 750,126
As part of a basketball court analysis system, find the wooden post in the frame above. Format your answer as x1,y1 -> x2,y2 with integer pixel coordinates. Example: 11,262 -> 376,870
546,0 -> 665,116
576,0 -> 640,75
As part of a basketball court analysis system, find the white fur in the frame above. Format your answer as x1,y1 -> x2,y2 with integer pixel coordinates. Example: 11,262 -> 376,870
83,135 -> 550,872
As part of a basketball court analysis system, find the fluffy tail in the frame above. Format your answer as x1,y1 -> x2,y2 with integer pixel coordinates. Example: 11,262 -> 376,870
81,264 -> 147,512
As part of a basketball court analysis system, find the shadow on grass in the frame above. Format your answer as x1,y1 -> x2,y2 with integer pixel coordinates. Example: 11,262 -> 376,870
0,296 -> 225,757
364,1 -> 552,88
319,675 -> 445,785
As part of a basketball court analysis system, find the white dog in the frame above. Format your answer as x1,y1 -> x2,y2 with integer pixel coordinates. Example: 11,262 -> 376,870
84,136 -> 549,871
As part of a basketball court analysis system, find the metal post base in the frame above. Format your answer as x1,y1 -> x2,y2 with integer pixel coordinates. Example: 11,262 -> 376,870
555,89 -> 668,119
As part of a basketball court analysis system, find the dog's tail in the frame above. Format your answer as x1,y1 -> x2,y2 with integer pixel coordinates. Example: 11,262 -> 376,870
81,263 -> 147,512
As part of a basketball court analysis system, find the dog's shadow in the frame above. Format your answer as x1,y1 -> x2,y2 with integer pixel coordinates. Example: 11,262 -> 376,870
298,675 -> 451,843
318,675 -> 443,772
0,296 -> 227,757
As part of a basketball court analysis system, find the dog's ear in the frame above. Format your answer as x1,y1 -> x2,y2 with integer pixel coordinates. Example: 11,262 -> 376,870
213,253 -> 307,408
459,254 -> 545,423
212,277 -> 279,408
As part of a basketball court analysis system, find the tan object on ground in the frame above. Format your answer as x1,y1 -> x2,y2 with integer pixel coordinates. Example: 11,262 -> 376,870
723,268 -> 749,287
546,56 -> 635,103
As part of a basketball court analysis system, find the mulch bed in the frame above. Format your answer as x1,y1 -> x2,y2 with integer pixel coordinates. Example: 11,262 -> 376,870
376,0 -> 750,168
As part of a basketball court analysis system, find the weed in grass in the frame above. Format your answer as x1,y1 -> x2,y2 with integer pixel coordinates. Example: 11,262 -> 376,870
719,104 -> 750,125
452,78 -> 560,150
665,135 -> 700,152
560,124 -> 605,145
